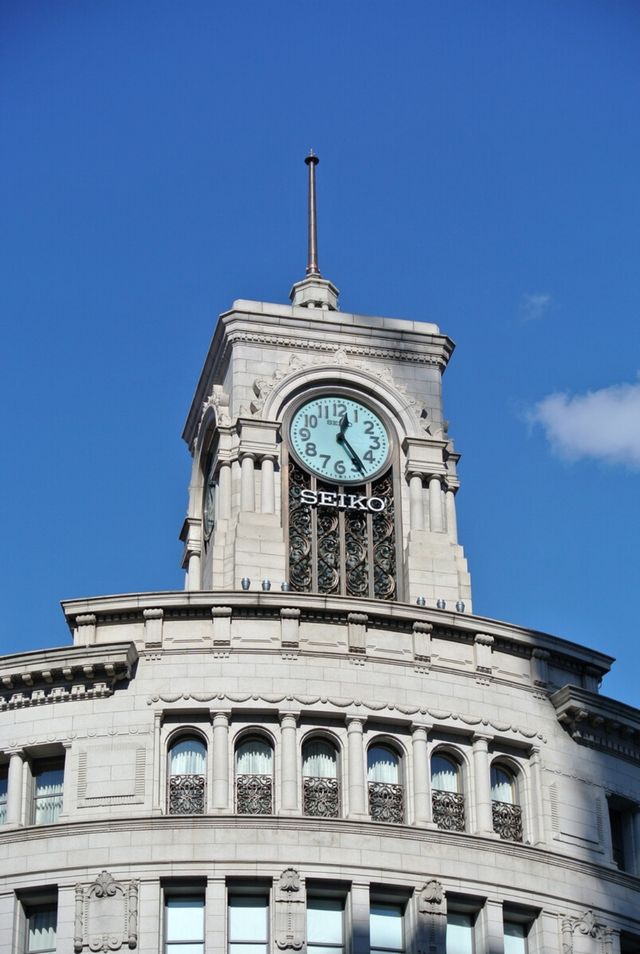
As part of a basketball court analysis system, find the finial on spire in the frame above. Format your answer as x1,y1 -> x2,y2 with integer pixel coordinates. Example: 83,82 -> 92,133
289,151 -> 339,311
305,150 -> 320,277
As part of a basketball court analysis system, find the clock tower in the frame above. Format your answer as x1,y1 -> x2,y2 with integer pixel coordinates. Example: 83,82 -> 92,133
181,154 -> 472,611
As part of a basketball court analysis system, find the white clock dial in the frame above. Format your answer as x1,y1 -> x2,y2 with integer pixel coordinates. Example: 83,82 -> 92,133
289,396 -> 390,483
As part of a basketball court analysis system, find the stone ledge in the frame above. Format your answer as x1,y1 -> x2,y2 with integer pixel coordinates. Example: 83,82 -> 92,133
552,685 -> 640,764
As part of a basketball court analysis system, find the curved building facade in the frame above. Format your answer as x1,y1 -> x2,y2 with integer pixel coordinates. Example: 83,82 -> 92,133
1,185 -> 639,953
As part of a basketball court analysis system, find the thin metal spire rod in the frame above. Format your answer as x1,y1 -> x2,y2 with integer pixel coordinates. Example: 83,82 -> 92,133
305,150 -> 320,276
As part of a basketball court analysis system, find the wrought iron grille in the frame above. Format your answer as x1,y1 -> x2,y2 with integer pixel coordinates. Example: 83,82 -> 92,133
288,461 -> 397,600
303,776 -> 340,818
432,790 -> 466,832
368,781 -> 404,823
169,774 -> 206,815
236,774 -> 273,815
492,800 -> 523,841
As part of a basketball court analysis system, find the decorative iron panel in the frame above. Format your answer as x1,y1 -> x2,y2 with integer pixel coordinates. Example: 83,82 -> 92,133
372,471 -> 396,600
288,462 -> 397,600
169,774 -> 206,815
303,776 -> 340,818
368,781 -> 404,823
288,462 -> 313,591
492,800 -> 523,841
236,774 -> 273,815
432,790 -> 465,831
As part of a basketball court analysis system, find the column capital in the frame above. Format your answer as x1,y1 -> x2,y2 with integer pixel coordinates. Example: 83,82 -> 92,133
472,732 -> 493,747
239,451 -> 256,463
411,722 -> 433,739
211,710 -> 231,727
6,746 -> 25,758
346,714 -> 367,731
280,710 -> 300,725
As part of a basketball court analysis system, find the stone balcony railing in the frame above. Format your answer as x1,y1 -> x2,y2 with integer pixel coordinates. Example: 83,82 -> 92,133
432,790 -> 465,832
492,800 -> 523,842
368,781 -> 404,823
169,774 -> 206,815
303,776 -> 340,818
236,774 -> 273,815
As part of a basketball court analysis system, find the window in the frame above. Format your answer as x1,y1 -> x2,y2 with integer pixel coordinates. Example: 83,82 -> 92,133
608,797 -> 638,872
165,895 -> 205,953
431,753 -> 465,832
228,895 -> 268,954
307,897 -> 344,954
32,759 -> 64,825
491,764 -> 523,842
23,903 -> 57,954
368,745 -> 404,823
504,921 -> 527,954
0,764 -> 7,824
235,738 -> 273,814
168,736 -> 207,815
446,912 -> 473,954
302,739 -> 340,818
370,903 -> 404,954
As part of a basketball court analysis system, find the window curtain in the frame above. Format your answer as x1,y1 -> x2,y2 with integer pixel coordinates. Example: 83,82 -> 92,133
367,747 -> 399,784
491,766 -> 515,804
34,767 -> 64,825
0,771 -> 7,825
236,740 -> 273,776
303,741 -> 337,778
169,739 -> 207,776
431,756 -> 459,793
27,908 -> 57,954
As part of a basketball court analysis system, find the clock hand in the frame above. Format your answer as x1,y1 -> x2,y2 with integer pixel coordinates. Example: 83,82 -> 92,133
339,413 -> 349,435
336,432 -> 364,471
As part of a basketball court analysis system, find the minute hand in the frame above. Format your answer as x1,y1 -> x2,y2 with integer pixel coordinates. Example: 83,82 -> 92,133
337,433 -> 365,471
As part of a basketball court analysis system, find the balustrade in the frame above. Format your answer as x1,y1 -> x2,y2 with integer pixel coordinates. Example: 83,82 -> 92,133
432,790 -> 465,832
492,800 -> 523,841
368,781 -> 404,823
169,774 -> 206,815
303,776 -> 340,818
236,774 -> 273,815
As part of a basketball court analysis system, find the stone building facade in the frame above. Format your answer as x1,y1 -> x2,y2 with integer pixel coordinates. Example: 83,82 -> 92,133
1,231 -> 640,953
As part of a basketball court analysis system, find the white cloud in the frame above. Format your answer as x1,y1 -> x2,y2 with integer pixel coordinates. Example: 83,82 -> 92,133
519,292 -> 551,322
528,377 -> 640,469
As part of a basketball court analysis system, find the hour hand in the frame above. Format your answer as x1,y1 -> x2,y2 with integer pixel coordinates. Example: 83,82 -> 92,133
339,413 -> 349,435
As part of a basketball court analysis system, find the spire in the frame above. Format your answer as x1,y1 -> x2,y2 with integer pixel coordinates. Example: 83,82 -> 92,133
290,151 -> 339,311
305,150 -> 320,276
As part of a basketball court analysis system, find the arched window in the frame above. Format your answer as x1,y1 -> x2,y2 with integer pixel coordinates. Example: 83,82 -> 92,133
235,737 -> 273,815
431,753 -> 465,832
168,736 -> 207,815
491,763 -> 523,842
302,738 -> 339,818
367,744 -> 404,823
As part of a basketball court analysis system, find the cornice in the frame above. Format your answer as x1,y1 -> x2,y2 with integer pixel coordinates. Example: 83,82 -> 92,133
551,685 -> 640,765
0,643 -> 137,712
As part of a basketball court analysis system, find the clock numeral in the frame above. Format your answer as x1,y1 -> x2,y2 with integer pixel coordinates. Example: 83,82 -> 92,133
299,427 -> 310,440
364,450 -> 375,463
305,442 -> 317,457
318,404 -> 329,418
364,421 -> 375,435
304,414 -> 318,428
369,437 -> 380,449
334,460 -> 346,476
319,454 -> 330,468
332,402 -> 346,417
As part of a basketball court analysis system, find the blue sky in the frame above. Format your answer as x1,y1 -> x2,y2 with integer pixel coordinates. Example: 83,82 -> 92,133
1,1 -> 639,704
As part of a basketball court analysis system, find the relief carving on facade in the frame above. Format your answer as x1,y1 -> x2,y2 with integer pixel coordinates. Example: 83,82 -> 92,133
416,879 -> 447,954
74,870 -> 139,952
274,867 -> 305,951
561,911 -> 614,954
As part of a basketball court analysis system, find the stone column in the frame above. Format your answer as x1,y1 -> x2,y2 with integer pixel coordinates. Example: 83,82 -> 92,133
428,475 -> 444,533
187,552 -> 201,591
411,724 -> 433,827
350,883 -> 371,954
409,473 -> 425,531
260,456 -> 276,514
212,711 -> 230,811
472,734 -> 494,835
280,712 -> 299,813
240,454 -> 256,512
445,486 -> 458,544
529,747 -> 545,845
218,461 -> 232,519
152,711 -> 162,813
347,717 -> 367,818
6,750 -> 25,826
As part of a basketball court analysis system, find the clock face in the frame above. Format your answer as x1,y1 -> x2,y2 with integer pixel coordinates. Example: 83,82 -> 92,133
289,395 -> 390,483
